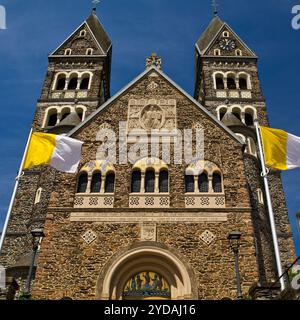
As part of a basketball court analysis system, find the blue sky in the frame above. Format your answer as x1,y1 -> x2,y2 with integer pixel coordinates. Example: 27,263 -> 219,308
0,0 -> 299,256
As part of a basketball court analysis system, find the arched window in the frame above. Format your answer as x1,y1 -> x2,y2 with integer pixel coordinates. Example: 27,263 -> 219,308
68,76 -> 78,90
214,49 -> 221,56
227,77 -> 236,90
198,173 -> 209,193
232,108 -> 242,121
131,170 -> 141,193
248,137 -> 257,156
77,172 -> 88,193
145,170 -> 155,193
80,76 -> 90,90
239,77 -> 248,90
219,107 -> 227,121
47,111 -> 58,127
61,108 -> 71,121
76,108 -> 84,121
245,113 -> 254,126
34,187 -> 43,204
91,172 -> 101,193
216,76 -> 224,90
159,170 -> 169,193
56,75 -> 66,91
185,174 -> 194,193
257,188 -> 264,205
86,48 -> 93,55
235,49 -> 242,56
105,172 -> 115,193
64,49 -> 72,56
213,173 -> 222,193
80,30 -> 86,37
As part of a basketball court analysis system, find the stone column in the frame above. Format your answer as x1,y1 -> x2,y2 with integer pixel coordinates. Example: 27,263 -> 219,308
194,175 -> 199,193
141,173 -> 145,193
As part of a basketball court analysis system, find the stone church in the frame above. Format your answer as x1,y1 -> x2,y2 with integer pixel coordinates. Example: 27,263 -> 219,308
0,9 -> 296,300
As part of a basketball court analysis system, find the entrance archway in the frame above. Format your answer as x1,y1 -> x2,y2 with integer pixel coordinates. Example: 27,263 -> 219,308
97,243 -> 196,300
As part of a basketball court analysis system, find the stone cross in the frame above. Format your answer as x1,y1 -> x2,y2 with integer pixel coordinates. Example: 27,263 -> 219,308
146,53 -> 162,70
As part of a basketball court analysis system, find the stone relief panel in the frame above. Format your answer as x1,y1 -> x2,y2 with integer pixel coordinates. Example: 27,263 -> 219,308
141,224 -> 157,241
127,99 -> 177,133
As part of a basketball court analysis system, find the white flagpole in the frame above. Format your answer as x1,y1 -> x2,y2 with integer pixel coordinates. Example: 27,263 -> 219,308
0,128 -> 33,253
254,120 -> 285,291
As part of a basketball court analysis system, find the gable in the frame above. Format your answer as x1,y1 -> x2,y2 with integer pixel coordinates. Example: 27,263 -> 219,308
68,67 -> 243,146
203,23 -> 256,57
51,22 -> 105,56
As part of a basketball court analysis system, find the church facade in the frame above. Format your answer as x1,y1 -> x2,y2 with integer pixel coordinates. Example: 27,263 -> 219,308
0,10 -> 296,300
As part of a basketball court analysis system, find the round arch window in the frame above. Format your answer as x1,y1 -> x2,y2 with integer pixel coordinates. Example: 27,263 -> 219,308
122,271 -> 171,300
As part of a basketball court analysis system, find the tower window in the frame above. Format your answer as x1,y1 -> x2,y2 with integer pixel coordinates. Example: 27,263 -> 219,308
56,76 -> 66,91
105,172 -> 115,193
47,112 -> 58,127
76,108 -> 84,121
227,77 -> 236,90
216,76 -> 225,90
68,76 -> 78,90
159,170 -> 169,193
131,170 -> 141,193
80,76 -> 90,90
232,112 -> 241,121
91,172 -> 102,193
60,108 -> 71,121
213,173 -> 222,193
239,78 -> 248,90
64,49 -> 72,56
235,49 -> 242,56
198,173 -> 209,193
185,174 -> 194,193
77,172 -> 88,193
80,30 -> 86,37
214,49 -> 221,56
245,113 -> 254,126
219,107 -> 227,121
86,48 -> 93,55
145,170 -> 155,193
223,31 -> 230,37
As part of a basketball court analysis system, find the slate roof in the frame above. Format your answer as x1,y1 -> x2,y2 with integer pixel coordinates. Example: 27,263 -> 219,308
86,10 -> 112,54
196,16 -> 224,54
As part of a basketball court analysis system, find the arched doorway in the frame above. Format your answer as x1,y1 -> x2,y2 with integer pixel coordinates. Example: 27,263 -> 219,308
97,244 -> 196,300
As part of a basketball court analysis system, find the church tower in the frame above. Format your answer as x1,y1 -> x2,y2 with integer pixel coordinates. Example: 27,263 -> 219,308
0,9 -> 112,287
39,8 -> 112,134
194,14 -> 296,286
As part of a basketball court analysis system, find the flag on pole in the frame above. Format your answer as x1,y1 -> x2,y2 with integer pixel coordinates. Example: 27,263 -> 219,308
23,132 -> 83,173
260,126 -> 300,170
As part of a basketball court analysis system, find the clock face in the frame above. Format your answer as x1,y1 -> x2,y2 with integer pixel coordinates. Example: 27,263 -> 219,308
219,38 -> 236,51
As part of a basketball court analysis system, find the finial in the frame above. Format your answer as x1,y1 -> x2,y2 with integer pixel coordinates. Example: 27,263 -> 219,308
146,52 -> 162,70
212,0 -> 218,16
92,0 -> 101,13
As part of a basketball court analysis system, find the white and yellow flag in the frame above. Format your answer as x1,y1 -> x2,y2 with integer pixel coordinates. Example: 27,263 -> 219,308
261,126 -> 300,170
23,132 -> 83,173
